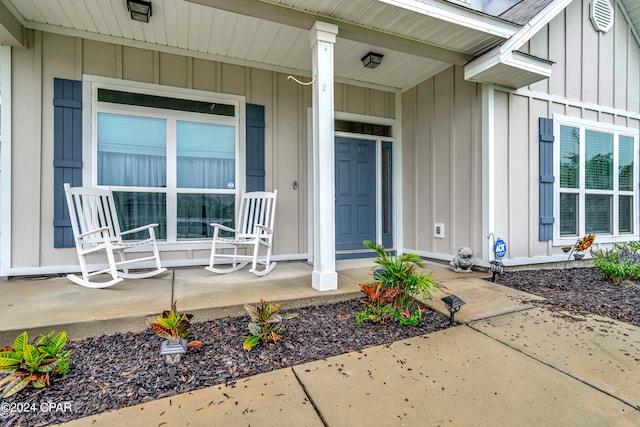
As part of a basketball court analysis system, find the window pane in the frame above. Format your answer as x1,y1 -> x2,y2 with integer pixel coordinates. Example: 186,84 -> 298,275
334,119 -> 392,137
98,89 -> 235,117
585,130 -> 613,190
619,195 -> 633,233
177,194 -> 235,238
113,192 -> 166,240
619,135 -> 634,191
559,193 -> 578,236
585,194 -> 612,234
98,113 -> 166,187
382,145 -> 392,235
177,121 -> 235,189
559,126 -> 579,189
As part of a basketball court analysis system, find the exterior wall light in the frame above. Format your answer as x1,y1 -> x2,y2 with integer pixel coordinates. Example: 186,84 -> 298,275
160,338 -> 187,388
441,295 -> 465,325
127,0 -> 153,23
361,52 -> 383,69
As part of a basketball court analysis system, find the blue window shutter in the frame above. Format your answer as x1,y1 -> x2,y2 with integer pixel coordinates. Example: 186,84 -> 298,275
246,104 -> 265,192
53,78 -> 83,248
539,117 -> 555,241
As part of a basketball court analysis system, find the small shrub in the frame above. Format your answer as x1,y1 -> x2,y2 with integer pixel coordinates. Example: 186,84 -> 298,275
356,241 -> 438,325
354,293 -> 397,323
593,242 -> 640,282
149,302 -> 194,340
393,308 -> 424,326
243,299 -> 298,351
0,330 -> 71,398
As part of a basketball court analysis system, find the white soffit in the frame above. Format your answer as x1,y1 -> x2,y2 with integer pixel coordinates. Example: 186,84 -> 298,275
464,0 -> 571,89
0,0 -> 520,91
465,51 -> 552,88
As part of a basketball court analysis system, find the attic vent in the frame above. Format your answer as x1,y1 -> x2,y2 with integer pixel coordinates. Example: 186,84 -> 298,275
590,0 -> 614,33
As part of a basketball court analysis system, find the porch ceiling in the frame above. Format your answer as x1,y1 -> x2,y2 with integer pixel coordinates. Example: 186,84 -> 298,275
0,0 -> 520,91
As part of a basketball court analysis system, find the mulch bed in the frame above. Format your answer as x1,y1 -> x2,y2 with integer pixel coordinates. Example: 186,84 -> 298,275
495,267 -> 640,327
0,298 -> 450,426
3,266 -> 640,426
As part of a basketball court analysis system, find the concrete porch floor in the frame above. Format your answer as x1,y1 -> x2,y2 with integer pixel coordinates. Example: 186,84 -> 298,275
0,258 -> 483,346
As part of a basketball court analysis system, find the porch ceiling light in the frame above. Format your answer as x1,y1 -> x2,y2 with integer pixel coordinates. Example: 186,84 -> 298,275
361,52 -> 383,69
127,0 -> 152,23
441,295 -> 465,325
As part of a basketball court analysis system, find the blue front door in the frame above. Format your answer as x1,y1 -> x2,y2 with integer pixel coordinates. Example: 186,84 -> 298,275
335,137 -> 376,250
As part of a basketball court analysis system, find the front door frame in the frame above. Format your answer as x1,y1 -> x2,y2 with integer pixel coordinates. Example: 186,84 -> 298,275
334,135 -> 377,252
307,109 -> 397,261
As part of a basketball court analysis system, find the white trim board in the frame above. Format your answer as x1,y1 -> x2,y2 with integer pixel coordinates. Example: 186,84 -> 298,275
0,46 -> 11,277
2,253 -> 310,278
506,87 -> 640,121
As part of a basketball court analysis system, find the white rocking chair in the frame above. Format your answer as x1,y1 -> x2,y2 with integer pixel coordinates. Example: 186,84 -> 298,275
206,190 -> 277,276
64,183 -> 167,288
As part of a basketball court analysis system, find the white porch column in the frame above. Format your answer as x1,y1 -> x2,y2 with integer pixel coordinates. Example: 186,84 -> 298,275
310,21 -> 338,291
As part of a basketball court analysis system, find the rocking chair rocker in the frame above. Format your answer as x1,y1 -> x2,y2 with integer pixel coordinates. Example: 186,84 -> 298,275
64,183 -> 167,288
205,190 -> 277,276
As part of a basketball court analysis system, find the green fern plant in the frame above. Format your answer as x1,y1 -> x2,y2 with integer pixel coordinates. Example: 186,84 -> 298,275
356,241 -> 438,325
0,330 -> 71,397
243,299 -> 298,351
364,240 -> 438,304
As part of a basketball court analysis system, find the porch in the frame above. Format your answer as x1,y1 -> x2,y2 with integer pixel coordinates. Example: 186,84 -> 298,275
0,258 -> 491,347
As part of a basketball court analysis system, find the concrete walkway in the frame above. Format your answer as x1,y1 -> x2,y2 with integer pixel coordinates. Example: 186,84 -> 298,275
2,261 -> 640,426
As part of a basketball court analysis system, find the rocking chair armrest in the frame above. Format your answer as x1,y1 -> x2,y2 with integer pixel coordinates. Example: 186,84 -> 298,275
255,224 -> 273,234
77,226 -> 110,239
120,223 -> 159,236
210,223 -> 237,234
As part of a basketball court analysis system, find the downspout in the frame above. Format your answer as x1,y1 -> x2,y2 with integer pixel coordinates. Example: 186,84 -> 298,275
0,46 -> 11,279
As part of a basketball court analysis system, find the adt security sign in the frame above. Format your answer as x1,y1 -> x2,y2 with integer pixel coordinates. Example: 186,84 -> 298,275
494,239 -> 507,259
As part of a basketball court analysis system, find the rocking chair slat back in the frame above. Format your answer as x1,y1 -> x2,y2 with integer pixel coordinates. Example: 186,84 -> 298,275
67,186 -> 122,247
63,183 -> 166,288
206,190 -> 278,276
238,192 -> 276,238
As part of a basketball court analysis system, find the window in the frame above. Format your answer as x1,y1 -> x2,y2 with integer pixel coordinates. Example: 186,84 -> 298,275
554,116 -> 639,244
93,83 -> 241,242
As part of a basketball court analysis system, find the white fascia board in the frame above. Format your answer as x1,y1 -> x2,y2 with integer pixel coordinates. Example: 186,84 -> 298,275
378,0 -> 518,37
504,52 -> 553,77
618,0 -> 640,48
0,0 -> 24,47
464,46 -> 502,81
498,0 -> 574,55
465,55 -> 552,87
466,0 -> 571,84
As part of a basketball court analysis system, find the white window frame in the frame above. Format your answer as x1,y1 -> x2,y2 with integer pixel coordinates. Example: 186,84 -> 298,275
83,75 -> 246,246
552,114 -> 640,246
